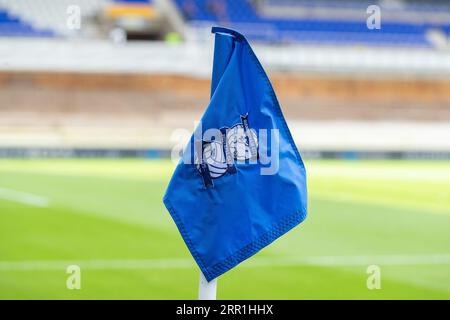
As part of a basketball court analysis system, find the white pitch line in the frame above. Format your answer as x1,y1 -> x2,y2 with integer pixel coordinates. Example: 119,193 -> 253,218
0,259 -> 194,271
0,187 -> 50,208
246,253 -> 450,267
0,254 -> 449,271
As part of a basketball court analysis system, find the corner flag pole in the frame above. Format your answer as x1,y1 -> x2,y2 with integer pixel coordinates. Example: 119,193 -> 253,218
198,272 -> 217,300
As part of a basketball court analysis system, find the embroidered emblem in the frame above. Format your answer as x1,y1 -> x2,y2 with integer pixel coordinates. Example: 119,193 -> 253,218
196,114 -> 259,187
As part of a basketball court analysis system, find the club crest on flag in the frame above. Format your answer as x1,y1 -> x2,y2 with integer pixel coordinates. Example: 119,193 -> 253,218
195,114 -> 259,186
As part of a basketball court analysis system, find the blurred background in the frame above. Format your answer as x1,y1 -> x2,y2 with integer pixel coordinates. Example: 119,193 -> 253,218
0,0 -> 449,299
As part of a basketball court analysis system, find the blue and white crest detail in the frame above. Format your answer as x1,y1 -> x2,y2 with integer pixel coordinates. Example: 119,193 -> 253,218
196,114 -> 258,187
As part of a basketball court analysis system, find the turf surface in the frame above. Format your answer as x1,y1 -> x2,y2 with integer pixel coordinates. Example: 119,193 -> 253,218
0,159 -> 449,299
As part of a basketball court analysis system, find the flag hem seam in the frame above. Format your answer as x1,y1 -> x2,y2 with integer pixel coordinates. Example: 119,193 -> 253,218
203,208 -> 307,281
165,193 -> 307,282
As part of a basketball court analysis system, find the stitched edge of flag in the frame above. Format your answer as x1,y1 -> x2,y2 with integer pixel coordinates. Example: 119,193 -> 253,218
209,27 -> 305,171
204,208 -> 307,281
244,36 -> 306,172
164,196 -> 306,282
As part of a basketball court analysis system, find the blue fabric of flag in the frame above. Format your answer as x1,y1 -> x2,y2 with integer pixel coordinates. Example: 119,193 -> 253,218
163,27 -> 307,281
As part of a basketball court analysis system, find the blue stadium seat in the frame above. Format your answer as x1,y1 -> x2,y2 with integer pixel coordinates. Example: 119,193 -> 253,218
174,0 -> 449,47
0,9 -> 54,38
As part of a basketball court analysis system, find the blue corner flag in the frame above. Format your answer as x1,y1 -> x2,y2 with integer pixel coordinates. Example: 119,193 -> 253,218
163,27 -> 307,282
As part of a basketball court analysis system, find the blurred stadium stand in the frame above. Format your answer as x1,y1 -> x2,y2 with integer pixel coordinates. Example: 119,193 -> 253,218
0,3 -> 54,37
173,0 -> 450,47
0,0 -> 109,37
0,0 -> 166,39
0,0 -> 449,158
0,0 -> 449,47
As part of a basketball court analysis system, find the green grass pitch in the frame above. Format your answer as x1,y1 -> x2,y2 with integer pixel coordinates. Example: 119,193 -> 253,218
0,159 -> 449,299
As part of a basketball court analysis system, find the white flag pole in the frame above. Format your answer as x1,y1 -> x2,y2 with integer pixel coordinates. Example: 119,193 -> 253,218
198,272 -> 217,300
